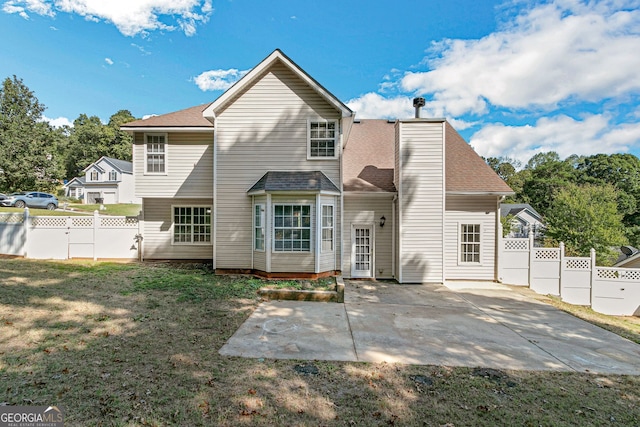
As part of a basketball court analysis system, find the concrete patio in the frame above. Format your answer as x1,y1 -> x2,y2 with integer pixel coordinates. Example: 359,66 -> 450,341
219,280 -> 640,374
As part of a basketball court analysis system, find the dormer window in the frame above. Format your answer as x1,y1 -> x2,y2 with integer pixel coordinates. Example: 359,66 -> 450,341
308,120 -> 337,159
90,170 -> 99,181
109,170 -> 118,181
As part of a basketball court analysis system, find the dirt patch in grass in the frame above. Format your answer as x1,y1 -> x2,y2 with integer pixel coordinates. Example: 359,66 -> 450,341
1,259 -> 638,426
256,277 -> 336,292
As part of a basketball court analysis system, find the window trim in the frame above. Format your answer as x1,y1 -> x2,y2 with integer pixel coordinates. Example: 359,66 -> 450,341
254,204 -> 265,252
144,133 -> 168,175
321,204 -> 334,252
272,204 -> 312,253
307,119 -> 338,160
89,170 -> 99,181
171,205 -> 212,246
108,170 -> 118,181
459,223 -> 482,265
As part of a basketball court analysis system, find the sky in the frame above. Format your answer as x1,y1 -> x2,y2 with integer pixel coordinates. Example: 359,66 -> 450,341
1,0 -> 639,165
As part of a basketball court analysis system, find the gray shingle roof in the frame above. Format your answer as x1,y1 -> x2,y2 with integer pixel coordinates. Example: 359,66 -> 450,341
248,171 -> 339,194
104,157 -> 133,173
500,203 -> 541,219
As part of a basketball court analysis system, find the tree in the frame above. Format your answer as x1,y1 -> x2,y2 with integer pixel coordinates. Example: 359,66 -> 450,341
484,156 -> 521,181
64,110 -> 136,179
520,153 -> 576,215
484,156 -> 522,202
525,151 -> 561,170
574,153 -> 640,246
544,183 -> 626,264
0,75 -> 64,192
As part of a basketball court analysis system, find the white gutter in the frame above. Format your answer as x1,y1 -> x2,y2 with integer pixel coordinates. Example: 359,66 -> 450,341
121,127 -> 214,133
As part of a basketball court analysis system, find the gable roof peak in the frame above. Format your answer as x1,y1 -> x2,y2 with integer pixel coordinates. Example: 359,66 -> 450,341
203,49 -> 352,120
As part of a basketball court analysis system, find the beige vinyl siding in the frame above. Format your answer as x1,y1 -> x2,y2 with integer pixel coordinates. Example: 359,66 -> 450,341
397,120 -> 445,283
133,133 -> 213,198
445,195 -> 498,280
343,195 -> 394,279
319,195 -> 339,272
141,198 -> 213,259
215,61 -> 341,270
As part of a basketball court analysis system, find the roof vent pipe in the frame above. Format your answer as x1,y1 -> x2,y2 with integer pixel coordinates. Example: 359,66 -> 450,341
413,97 -> 426,118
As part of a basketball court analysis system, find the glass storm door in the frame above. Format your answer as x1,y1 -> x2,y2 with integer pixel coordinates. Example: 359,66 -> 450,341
352,226 -> 373,278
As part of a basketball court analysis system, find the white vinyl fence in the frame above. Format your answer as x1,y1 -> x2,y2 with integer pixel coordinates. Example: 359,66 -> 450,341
0,209 -> 140,260
500,234 -> 640,316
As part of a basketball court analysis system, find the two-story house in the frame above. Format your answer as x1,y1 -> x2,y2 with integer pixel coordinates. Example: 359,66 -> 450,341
64,156 -> 140,204
122,49 -> 512,283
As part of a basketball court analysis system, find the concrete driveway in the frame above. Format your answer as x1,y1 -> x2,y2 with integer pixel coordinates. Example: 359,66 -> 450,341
219,280 -> 640,374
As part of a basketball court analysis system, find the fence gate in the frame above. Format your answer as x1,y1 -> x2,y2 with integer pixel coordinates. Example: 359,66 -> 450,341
26,217 -> 69,259
68,216 -> 95,259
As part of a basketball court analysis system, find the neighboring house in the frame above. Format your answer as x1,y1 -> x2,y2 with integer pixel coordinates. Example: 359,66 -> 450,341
500,203 -> 544,240
121,49 -> 513,282
64,156 -> 140,204
614,246 -> 640,268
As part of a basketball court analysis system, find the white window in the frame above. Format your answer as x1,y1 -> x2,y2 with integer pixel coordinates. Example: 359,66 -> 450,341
321,204 -> 334,252
274,205 -> 311,252
109,170 -> 118,180
145,134 -> 167,174
460,224 -> 481,263
173,206 -> 211,245
90,170 -> 99,181
254,204 -> 265,251
308,120 -> 337,158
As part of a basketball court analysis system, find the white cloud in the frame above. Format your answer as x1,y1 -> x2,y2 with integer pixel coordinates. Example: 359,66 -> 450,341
470,114 -> 640,164
2,0 -> 54,18
104,57 -> 113,65
131,43 -> 151,55
193,68 -> 249,91
400,0 -> 640,116
2,0 -> 213,36
346,93 -> 414,119
43,115 -> 73,128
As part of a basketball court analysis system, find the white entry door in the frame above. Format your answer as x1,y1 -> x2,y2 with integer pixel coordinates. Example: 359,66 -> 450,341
351,225 -> 374,278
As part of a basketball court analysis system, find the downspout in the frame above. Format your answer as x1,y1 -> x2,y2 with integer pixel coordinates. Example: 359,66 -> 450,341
392,194 -> 397,279
212,116 -> 218,270
441,121 -> 446,283
251,195 -> 254,270
339,121 -> 345,275
495,195 -> 505,282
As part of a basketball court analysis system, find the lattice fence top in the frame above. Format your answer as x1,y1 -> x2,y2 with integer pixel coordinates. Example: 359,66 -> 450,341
595,268 -> 640,281
504,239 -> 529,251
533,248 -> 560,260
0,213 -> 24,224
31,217 -> 67,227
100,216 -> 139,228
564,257 -> 590,270
72,217 -> 94,227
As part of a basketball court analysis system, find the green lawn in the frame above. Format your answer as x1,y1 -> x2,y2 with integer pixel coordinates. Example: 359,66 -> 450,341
0,259 -> 638,426
63,203 -> 141,216
0,204 -> 141,217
